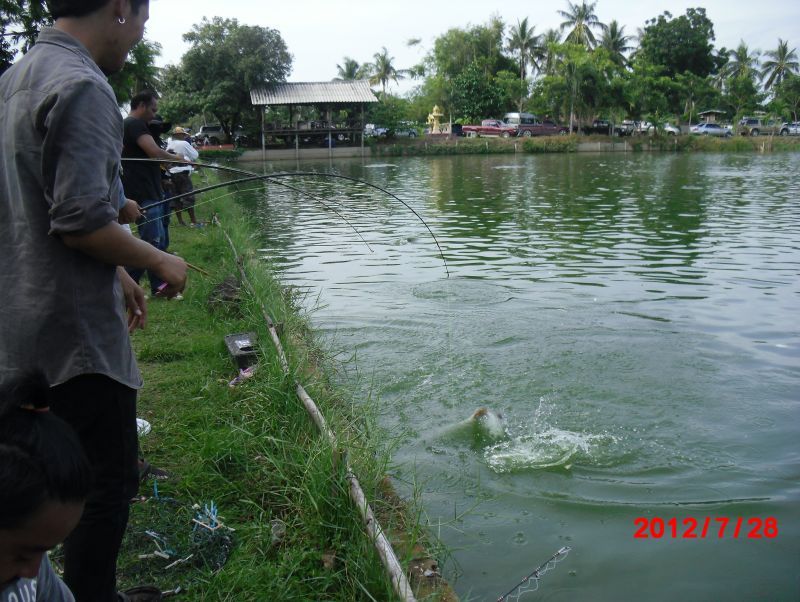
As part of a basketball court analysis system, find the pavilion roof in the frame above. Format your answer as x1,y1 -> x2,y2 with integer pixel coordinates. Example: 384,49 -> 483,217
251,81 -> 378,106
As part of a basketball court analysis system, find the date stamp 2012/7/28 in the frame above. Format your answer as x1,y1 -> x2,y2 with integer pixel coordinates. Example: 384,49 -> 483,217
634,516 -> 778,539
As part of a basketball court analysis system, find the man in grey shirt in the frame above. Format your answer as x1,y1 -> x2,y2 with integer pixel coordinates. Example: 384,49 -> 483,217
0,0 -> 187,599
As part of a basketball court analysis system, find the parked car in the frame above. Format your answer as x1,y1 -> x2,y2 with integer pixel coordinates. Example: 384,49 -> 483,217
690,123 -> 732,137
615,120 -> 637,136
197,124 -> 225,145
502,112 -> 568,136
462,119 -> 517,138
393,122 -> 418,138
737,117 -> 781,136
779,122 -> 800,136
582,119 -> 612,135
646,123 -> 680,136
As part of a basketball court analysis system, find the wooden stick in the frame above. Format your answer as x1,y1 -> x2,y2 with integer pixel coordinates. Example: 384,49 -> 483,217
185,261 -> 210,276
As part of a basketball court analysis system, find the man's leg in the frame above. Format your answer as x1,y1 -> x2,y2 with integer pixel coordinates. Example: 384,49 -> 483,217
49,374 -> 138,602
136,201 -> 165,294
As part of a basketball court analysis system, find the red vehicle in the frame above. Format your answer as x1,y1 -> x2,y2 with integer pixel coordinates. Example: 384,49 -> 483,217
503,112 -> 569,137
461,119 -> 517,138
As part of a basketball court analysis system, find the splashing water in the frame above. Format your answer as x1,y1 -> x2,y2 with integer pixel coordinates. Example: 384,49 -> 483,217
483,397 -> 614,473
484,427 -> 595,472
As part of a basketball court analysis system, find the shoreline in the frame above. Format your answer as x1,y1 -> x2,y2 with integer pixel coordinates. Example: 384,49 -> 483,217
122,189 -> 456,600
232,134 -> 800,162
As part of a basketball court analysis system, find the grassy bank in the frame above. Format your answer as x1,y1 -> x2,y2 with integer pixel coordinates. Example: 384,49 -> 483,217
121,189 -> 453,600
365,133 -> 800,156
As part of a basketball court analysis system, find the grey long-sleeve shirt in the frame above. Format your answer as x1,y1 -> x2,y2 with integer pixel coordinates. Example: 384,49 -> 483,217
0,28 -> 141,389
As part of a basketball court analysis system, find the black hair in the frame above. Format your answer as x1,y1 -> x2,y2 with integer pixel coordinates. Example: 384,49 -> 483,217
46,0 -> 149,20
0,375 -> 91,529
130,89 -> 158,111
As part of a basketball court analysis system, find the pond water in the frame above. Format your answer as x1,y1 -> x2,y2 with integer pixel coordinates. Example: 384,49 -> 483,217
240,152 -> 799,601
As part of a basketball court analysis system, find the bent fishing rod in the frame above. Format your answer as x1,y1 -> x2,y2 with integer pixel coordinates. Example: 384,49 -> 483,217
128,165 -> 374,252
121,158 -> 449,277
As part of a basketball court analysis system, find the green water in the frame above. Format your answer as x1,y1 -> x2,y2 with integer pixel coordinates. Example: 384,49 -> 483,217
247,152 -> 799,601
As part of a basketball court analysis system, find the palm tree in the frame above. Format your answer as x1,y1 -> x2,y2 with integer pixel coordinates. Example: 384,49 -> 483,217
540,29 -> 562,77
335,57 -> 361,81
558,1 -> 606,49
761,39 -> 799,90
599,20 -> 632,68
507,18 -> 543,82
723,41 -> 761,82
368,47 -> 404,96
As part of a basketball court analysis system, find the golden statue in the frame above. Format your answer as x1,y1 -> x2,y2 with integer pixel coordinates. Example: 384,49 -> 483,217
426,105 -> 445,134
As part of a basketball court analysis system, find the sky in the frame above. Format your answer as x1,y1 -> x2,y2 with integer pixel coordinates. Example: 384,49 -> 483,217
147,0 -> 799,95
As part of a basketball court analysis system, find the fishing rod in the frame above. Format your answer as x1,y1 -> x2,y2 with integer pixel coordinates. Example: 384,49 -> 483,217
124,165 -> 374,252
495,546 -> 571,601
122,158 -> 449,276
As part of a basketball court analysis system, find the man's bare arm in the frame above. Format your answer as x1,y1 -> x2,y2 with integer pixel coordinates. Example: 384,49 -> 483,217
61,221 -> 187,295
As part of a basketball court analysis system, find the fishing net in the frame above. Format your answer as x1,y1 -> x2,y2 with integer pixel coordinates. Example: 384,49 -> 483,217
496,546 -> 571,601
117,485 -> 235,592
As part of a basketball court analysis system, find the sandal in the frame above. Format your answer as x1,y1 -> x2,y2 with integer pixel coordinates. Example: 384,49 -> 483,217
138,459 -> 175,483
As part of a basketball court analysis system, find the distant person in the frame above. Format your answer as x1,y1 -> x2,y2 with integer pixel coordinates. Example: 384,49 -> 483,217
122,90 -> 188,296
0,2 -> 188,600
0,376 -> 91,602
166,127 -> 200,226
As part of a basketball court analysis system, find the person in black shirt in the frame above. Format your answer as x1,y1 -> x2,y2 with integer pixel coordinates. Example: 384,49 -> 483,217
122,90 -> 187,295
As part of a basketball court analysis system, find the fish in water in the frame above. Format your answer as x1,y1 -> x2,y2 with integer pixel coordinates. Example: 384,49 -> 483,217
434,407 -> 509,449
468,407 -> 508,441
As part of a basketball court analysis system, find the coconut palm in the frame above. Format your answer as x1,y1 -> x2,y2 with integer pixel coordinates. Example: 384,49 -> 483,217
723,41 -> 761,82
368,47 -> 404,96
507,18 -> 543,82
599,20 -> 632,68
761,39 -> 799,90
539,29 -> 563,77
335,57 -> 362,81
558,1 -> 606,49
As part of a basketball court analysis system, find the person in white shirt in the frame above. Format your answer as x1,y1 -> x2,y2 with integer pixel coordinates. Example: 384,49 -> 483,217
165,127 -> 201,227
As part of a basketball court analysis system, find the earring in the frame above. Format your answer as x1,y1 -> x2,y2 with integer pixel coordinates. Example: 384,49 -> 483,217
118,17 -> 126,24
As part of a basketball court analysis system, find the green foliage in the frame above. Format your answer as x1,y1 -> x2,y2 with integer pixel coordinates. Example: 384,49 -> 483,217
159,17 -> 291,143
367,47 -> 405,96
638,8 -> 717,78
450,62 -> 504,122
198,149 -> 244,160
772,73 -> 800,119
107,40 -> 163,104
521,135 -> 577,153
0,0 -> 49,73
558,1 -> 606,49
761,39 -> 800,92
365,94 -> 413,130
494,69 -> 529,112
722,75 -> 765,118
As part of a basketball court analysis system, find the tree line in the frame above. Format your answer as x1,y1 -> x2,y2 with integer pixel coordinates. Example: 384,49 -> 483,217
3,1 -> 798,140
339,2 -> 798,129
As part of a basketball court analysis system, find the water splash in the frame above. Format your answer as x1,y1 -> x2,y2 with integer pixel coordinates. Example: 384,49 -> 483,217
483,397 -> 616,473
484,427 -> 594,472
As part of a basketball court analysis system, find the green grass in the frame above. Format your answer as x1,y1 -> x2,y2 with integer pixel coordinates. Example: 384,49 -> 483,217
123,192 -> 454,600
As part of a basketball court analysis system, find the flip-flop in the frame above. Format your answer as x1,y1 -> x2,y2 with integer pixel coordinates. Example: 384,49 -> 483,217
138,459 -> 176,483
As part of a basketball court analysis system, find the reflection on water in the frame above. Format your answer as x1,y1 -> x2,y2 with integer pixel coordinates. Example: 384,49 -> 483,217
245,152 -> 799,601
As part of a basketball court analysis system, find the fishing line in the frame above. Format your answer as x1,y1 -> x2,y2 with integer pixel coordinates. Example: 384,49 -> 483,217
128,171 -> 375,252
122,158 -> 449,276
495,546 -> 571,601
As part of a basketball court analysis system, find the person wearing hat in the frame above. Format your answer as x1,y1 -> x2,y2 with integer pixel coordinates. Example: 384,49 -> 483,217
166,127 -> 200,227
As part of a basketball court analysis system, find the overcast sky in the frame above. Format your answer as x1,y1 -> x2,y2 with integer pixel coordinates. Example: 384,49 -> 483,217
147,0 -> 799,95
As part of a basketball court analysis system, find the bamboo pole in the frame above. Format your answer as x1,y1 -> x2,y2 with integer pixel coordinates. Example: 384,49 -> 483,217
220,226 -> 416,602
